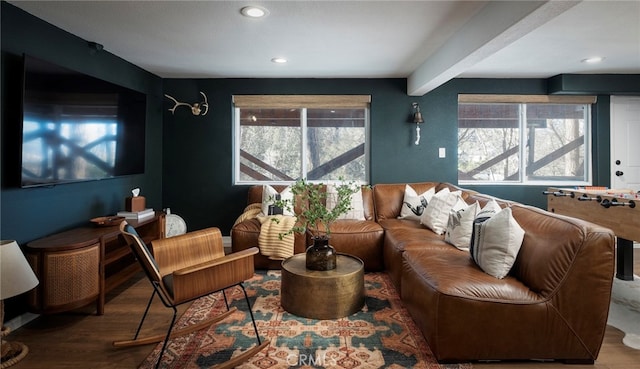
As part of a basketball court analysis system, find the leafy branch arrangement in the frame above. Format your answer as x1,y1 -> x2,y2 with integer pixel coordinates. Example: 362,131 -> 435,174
272,178 -> 361,240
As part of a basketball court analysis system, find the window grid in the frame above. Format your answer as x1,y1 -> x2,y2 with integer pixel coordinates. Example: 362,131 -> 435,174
234,96 -> 369,185
458,101 -> 592,186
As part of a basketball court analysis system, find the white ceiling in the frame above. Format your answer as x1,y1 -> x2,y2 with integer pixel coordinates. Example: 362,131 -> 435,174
8,0 -> 640,96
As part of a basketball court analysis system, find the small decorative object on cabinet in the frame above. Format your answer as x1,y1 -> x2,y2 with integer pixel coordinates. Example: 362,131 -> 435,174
164,208 -> 187,238
25,212 -> 165,315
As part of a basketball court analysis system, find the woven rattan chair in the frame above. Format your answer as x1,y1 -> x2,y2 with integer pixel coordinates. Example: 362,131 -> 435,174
113,221 -> 269,369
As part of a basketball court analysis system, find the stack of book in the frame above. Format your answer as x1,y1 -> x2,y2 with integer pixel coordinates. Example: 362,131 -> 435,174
117,208 -> 155,220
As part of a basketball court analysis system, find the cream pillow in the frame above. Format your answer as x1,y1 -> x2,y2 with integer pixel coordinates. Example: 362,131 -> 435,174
420,189 -> 465,235
399,185 -> 435,221
475,199 -> 502,220
445,201 -> 480,250
445,199 -> 501,250
326,184 -> 365,220
261,185 -> 294,216
470,207 -> 525,279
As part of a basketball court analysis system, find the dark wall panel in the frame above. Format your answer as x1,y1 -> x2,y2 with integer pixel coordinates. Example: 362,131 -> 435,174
161,78 -> 422,233
1,2 -> 164,245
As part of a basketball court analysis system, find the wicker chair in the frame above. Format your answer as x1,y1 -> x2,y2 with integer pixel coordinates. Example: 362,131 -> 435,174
113,221 -> 269,369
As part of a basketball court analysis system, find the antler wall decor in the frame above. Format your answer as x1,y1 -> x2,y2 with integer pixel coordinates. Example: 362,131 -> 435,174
164,91 -> 209,116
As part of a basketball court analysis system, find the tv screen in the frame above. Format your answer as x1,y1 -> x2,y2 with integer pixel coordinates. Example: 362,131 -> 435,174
20,54 -> 146,188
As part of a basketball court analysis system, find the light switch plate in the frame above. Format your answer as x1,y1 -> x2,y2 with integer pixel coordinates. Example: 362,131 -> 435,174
439,147 -> 446,158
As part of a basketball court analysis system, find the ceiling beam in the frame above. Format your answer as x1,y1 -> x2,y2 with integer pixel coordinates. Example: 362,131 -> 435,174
407,0 -> 581,96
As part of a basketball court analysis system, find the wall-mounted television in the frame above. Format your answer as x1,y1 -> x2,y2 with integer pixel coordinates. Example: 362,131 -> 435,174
20,54 -> 147,188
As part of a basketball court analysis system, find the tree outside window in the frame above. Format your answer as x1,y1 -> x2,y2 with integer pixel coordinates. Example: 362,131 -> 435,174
234,96 -> 369,184
458,101 -> 591,185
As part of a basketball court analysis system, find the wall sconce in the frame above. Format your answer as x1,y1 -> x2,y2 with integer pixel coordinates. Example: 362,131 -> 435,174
412,102 -> 424,145
164,91 -> 209,116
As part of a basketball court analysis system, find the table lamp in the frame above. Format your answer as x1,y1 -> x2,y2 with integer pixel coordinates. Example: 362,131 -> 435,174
1,240 -> 39,368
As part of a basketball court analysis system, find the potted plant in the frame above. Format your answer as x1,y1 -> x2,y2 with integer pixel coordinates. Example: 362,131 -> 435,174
273,178 -> 360,270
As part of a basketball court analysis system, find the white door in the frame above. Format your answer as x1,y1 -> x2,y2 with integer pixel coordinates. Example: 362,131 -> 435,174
610,96 -> 640,191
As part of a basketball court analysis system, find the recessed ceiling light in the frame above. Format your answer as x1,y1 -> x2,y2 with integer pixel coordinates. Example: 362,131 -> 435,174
240,6 -> 268,18
581,56 -> 605,64
271,57 -> 287,64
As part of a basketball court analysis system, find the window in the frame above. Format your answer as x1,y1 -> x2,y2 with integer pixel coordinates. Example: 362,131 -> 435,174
234,95 -> 370,184
458,95 -> 595,185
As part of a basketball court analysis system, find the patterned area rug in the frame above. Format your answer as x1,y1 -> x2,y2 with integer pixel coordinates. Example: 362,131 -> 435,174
140,271 -> 472,369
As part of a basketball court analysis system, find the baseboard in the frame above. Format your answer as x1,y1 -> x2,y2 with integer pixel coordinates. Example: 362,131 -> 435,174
5,312 -> 39,331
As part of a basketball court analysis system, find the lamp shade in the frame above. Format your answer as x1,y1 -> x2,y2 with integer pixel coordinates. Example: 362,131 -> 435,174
0,240 -> 39,300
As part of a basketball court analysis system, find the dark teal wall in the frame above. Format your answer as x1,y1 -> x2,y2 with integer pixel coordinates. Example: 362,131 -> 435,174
161,78 -> 424,233
0,2 -> 164,245
162,77 -> 623,234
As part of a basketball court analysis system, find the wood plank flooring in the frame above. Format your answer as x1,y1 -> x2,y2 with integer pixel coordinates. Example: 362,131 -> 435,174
7,249 -> 640,369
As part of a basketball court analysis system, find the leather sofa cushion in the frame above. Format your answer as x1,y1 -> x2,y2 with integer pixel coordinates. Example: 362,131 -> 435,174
312,220 -> 384,271
402,248 -> 540,302
378,218 -> 434,231
383,227 -> 453,290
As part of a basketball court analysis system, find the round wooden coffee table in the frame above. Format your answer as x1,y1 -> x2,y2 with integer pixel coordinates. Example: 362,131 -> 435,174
280,253 -> 364,319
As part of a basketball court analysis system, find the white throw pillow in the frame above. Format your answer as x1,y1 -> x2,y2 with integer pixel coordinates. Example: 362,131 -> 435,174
261,185 -> 294,216
398,185 -> 435,221
470,207 -> 525,279
445,201 -> 480,250
475,199 -> 502,220
420,189 -> 465,235
326,184 -> 365,220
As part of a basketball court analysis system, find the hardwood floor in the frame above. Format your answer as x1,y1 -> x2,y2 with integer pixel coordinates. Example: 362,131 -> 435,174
7,249 -> 640,369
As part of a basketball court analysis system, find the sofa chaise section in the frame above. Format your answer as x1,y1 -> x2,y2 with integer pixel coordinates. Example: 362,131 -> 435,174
400,203 -> 615,363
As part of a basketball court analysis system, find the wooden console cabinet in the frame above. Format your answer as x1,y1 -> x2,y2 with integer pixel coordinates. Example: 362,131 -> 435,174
25,213 -> 165,315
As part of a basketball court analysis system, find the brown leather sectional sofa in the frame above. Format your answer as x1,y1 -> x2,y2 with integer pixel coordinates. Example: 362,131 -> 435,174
232,182 -> 616,364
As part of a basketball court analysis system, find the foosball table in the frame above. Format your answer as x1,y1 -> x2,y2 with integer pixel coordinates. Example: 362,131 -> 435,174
545,187 -> 639,281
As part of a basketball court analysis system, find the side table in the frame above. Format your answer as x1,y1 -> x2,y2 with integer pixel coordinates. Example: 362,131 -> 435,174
280,253 -> 364,319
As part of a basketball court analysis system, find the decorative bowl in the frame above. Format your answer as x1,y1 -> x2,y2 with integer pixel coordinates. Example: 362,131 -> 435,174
90,216 -> 125,227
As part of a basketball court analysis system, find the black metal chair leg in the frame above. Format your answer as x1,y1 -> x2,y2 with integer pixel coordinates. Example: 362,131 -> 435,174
240,282 -> 262,345
222,289 -> 230,310
154,305 -> 178,369
134,289 -> 158,340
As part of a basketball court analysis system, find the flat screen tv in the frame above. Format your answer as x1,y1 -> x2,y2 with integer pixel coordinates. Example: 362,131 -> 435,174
20,54 -> 147,188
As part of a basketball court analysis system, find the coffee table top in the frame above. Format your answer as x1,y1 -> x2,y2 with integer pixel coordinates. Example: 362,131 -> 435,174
281,253 -> 364,277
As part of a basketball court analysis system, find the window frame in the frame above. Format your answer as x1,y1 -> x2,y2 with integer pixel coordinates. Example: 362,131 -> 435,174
233,95 -> 371,185
457,94 -> 596,186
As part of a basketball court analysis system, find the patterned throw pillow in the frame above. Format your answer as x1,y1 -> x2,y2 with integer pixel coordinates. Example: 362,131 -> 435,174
326,184 -> 365,220
445,201 -> 480,250
420,188 -> 466,235
261,185 -> 294,216
470,207 -> 525,279
398,185 -> 435,221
